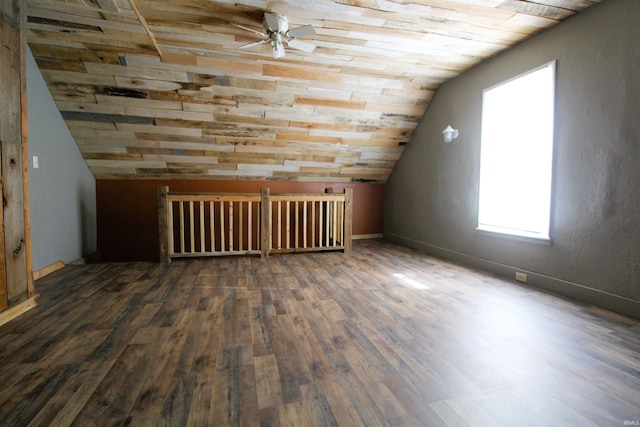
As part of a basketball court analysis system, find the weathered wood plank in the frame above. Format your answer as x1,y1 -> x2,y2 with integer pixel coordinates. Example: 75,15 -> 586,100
498,0 -> 577,20
22,0 -> 598,181
1,0 -> 32,311
157,186 -> 170,263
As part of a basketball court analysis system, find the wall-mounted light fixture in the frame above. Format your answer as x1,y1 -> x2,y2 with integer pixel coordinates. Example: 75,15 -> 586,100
442,125 -> 459,143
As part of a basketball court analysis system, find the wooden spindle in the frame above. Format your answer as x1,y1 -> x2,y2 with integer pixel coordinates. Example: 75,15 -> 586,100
220,201 -> 225,252
294,201 -> 299,249
179,201 -> 185,254
318,201 -> 323,247
209,201 -> 215,252
333,200 -> 338,247
303,201 -> 307,249
199,201 -> 205,253
229,201 -> 234,252
276,202 -> 282,249
239,202 -> 243,251
168,200 -> 174,255
338,202 -> 344,246
189,202 -> 195,253
286,201 -> 290,249
311,201 -> 315,248
325,201 -> 330,248
248,202 -> 252,251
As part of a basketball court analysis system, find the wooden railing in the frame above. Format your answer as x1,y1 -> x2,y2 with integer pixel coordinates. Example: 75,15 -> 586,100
158,187 -> 352,262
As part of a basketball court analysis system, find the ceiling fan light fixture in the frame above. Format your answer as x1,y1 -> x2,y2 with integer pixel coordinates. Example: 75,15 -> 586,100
272,42 -> 285,58
237,12 -> 316,59
269,32 -> 284,58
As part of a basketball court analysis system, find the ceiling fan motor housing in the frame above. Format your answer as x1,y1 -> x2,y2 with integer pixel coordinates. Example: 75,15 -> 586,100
235,12 -> 315,58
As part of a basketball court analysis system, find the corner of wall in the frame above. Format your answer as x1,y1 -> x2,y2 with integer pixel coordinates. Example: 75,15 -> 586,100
26,47 -> 97,271
385,0 -> 640,318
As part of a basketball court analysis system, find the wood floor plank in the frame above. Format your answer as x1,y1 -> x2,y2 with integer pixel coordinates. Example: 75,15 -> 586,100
210,346 -> 241,426
300,382 -> 339,427
259,407 -> 281,427
278,401 -> 312,427
157,371 -> 193,426
253,354 -> 283,410
238,359 -> 260,426
0,240 -> 639,425
328,362 -> 390,427
283,298 -> 335,382
364,380 -> 406,421
234,296 -> 252,347
1,364 -> 77,426
185,373 -> 214,427
191,294 -> 224,374
72,343 -> 157,426
383,374 -> 448,426
317,374 -> 366,427
131,308 -> 195,416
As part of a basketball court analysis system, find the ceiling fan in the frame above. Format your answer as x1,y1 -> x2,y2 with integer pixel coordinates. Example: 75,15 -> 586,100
234,12 -> 316,58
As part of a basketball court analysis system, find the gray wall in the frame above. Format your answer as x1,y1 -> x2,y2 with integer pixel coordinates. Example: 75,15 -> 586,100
27,48 -> 97,271
385,0 -> 640,318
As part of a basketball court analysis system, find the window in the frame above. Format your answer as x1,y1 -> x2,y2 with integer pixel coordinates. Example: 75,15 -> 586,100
478,61 -> 555,241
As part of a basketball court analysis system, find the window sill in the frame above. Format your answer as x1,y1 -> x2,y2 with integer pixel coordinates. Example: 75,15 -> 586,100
476,226 -> 552,246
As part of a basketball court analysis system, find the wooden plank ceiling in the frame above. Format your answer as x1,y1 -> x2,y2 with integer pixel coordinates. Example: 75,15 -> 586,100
26,0 -> 599,182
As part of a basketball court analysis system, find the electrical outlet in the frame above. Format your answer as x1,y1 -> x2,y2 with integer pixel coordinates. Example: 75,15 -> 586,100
515,272 -> 528,283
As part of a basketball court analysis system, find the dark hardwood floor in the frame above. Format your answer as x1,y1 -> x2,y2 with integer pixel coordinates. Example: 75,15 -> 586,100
1,240 -> 639,426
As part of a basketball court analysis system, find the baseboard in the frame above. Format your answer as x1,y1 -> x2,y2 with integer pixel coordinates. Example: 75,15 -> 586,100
385,232 -> 640,320
353,233 -> 384,240
69,252 -> 102,265
0,294 -> 40,327
32,261 -> 66,281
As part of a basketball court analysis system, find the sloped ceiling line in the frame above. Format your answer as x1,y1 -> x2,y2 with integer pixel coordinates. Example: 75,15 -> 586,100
129,0 -> 165,60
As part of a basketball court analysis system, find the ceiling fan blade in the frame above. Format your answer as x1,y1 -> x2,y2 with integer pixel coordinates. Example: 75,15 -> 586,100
287,24 -> 316,39
263,12 -> 281,32
239,39 -> 269,49
232,23 -> 267,38
287,39 -> 316,53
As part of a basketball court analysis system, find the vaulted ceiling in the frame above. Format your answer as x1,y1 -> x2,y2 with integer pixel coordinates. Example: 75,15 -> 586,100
26,0 -> 599,182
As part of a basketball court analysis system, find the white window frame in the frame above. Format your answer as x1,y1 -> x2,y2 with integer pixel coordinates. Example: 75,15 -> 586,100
477,61 -> 556,243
